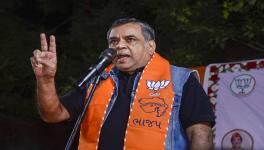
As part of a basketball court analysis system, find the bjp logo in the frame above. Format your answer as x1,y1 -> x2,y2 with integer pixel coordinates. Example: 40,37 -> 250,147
146,80 -> 170,96
139,97 -> 168,117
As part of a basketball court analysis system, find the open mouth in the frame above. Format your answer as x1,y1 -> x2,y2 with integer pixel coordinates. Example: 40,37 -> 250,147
117,54 -> 130,59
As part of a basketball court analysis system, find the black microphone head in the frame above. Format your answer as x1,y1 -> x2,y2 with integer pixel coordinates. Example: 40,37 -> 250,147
78,48 -> 116,87
99,48 -> 117,61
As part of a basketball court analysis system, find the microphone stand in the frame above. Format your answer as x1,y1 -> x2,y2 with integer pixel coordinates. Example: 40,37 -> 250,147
64,74 -> 102,150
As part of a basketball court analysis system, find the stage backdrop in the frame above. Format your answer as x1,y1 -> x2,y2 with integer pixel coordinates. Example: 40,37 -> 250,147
203,59 -> 264,150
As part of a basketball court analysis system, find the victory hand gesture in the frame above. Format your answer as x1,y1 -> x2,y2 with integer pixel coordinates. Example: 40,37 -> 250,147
31,33 -> 57,81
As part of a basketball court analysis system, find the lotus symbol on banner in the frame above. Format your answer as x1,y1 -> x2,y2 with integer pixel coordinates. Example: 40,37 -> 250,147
230,74 -> 256,96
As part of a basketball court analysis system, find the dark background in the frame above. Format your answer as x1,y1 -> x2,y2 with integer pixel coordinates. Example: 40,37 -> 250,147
0,0 -> 264,149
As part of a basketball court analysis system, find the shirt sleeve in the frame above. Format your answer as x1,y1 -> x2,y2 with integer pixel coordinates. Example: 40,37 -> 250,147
179,73 -> 215,130
60,87 -> 85,120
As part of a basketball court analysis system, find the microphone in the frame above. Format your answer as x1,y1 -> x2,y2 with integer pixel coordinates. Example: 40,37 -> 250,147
78,48 -> 117,87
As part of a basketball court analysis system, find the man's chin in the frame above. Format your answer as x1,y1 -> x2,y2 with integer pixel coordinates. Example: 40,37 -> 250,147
116,67 -> 130,72
116,64 -> 133,72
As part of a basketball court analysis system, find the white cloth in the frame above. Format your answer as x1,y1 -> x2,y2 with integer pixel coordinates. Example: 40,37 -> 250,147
203,59 -> 264,150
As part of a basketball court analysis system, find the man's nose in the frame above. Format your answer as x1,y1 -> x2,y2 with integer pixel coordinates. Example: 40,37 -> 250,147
116,39 -> 127,50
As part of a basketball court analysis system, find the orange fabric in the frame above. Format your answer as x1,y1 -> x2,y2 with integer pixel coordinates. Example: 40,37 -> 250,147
78,53 -> 175,150
191,66 -> 206,84
124,53 -> 174,149
78,78 -> 115,150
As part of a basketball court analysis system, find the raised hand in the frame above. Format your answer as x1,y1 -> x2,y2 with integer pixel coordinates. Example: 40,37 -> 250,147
30,33 -> 57,81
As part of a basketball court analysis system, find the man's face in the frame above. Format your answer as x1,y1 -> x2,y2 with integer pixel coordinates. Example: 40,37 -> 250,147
232,136 -> 242,149
108,23 -> 155,73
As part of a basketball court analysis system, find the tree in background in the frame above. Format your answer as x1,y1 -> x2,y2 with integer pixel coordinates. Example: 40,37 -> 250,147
0,0 -> 263,125
0,0 -> 263,149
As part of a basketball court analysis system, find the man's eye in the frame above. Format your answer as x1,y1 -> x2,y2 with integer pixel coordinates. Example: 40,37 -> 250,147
109,40 -> 118,45
127,37 -> 136,43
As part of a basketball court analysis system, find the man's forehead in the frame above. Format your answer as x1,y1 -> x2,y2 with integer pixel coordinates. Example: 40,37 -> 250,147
109,23 -> 143,38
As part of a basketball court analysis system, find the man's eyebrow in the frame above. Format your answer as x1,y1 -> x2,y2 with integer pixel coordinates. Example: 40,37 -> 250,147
109,36 -> 118,40
109,35 -> 137,40
125,34 -> 136,38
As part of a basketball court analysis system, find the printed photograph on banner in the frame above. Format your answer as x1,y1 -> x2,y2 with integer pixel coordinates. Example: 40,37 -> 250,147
221,129 -> 254,150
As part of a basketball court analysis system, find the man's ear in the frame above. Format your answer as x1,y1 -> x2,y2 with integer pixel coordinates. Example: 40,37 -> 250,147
147,40 -> 156,55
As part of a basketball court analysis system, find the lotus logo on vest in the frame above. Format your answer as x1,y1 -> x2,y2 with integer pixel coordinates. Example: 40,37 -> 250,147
146,80 -> 170,96
138,97 -> 168,117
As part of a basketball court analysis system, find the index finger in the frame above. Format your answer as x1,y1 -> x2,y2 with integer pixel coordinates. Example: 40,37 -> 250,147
49,35 -> 56,53
40,33 -> 48,51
